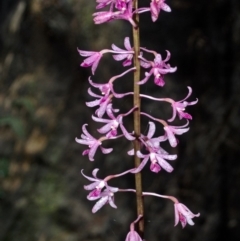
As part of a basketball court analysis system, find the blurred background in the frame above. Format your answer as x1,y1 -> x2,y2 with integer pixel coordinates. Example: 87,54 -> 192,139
0,0 -> 239,241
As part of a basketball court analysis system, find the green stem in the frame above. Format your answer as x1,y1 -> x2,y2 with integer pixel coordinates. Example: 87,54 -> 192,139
132,0 -> 144,236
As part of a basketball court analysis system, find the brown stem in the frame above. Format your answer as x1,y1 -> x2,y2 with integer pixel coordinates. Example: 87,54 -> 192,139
132,0 -> 144,236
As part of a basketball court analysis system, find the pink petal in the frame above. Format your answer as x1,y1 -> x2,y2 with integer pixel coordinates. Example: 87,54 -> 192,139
108,197 -> 117,209
124,37 -> 132,50
88,142 -> 100,161
131,156 -> 149,173
92,168 -> 99,178
87,189 -> 102,200
86,99 -> 100,107
92,196 -> 108,213
173,127 -> 189,135
168,106 -> 177,122
112,53 -> 128,61
147,122 -> 156,138
82,124 -> 94,139
120,124 -> 135,140
161,154 -> 177,160
161,3 -> 171,12
100,146 -> 113,154
174,204 -> 180,226
127,149 -> 134,155
164,127 -> 177,147
138,72 -> 151,85
97,122 -> 113,134
84,181 -> 99,191
75,137 -> 91,145
140,60 -> 152,68
92,115 -> 110,123
111,44 -> 124,52
77,49 -> 96,57
81,170 -> 98,182
156,156 -> 173,173
125,231 -> 142,241
88,88 -> 102,98
150,162 -> 161,173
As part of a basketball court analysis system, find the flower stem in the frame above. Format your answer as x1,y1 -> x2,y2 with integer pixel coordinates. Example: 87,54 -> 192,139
132,0 -> 144,236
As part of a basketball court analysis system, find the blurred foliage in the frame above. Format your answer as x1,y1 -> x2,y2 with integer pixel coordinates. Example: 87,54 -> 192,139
0,116 -> 26,138
12,97 -> 35,116
0,158 -> 9,178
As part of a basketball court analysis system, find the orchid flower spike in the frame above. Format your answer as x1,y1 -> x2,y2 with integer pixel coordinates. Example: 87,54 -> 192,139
168,86 -> 198,122
174,203 -> 200,228
75,124 -> 113,161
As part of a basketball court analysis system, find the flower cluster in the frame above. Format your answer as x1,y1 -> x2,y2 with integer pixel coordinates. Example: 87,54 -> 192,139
76,0 -> 200,239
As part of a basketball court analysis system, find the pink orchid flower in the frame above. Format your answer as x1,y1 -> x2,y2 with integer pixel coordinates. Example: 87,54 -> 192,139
77,50 -> 103,75
75,124 -> 113,161
130,122 -> 177,173
128,121 -> 167,156
92,188 -> 118,213
168,86 -> 198,122
88,67 -> 135,97
88,77 -> 113,96
81,168 -> 118,204
132,148 -> 176,173
81,168 -> 107,200
139,121 -> 167,149
138,51 -> 177,86
150,0 -> 171,22
86,88 -> 115,118
112,37 -> 133,66
93,1 -> 137,27
164,121 -> 189,147
174,203 -> 200,228
92,104 -> 136,140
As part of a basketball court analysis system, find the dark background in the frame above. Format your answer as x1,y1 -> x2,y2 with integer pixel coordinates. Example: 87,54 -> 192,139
0,0 -> 239,241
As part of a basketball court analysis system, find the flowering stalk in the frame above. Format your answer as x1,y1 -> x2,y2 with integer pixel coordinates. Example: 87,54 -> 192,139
132,0 -> 144,235
76,0 -> 200,240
